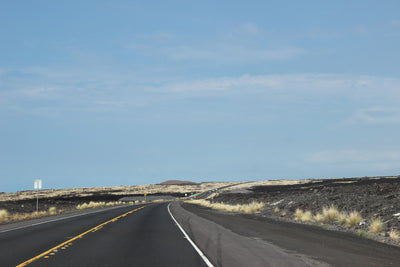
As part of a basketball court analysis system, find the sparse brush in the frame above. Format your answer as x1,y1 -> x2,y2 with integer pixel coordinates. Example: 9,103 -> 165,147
48,207 -> 57,215
186,199 -> 264,214
338,212 -> 347,225
322,205 -> 339,222
301,211 -> 313,222
389,229 -> 399,240
0,209 -> 9,221
281,211 -> 286,217
369,218 -> 384,233
76,203 -> 88,210
241,201 -> 264,213
358,230 -> 366,237
294,208 -> 304,221
88,201 -> 97,208
31,211 -> 47,218
346,211 -> 363,227
274,207 -> 280,213
314,212 -> 323,222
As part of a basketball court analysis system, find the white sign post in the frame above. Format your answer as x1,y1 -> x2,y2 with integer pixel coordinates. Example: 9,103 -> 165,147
34,179 -> 42,212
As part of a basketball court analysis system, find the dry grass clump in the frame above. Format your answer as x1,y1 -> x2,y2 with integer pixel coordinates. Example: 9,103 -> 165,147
346,211 -> 363,227
9,211 -> 48,222
294,208 -> 304,221
293,209 -> 313,222
76,203 -> 89,210
274,207 -> 280,213
338,212 -> 347,225
301,211 -> 313,222
389,229 -> 399,240
0,209 -> 9,222
369,217 -> 384,233
48,207 -> 57,215
187,200 -> 264,214
314,212 -> 323,222
322,205 -> 339,221
76,201 -> 126,210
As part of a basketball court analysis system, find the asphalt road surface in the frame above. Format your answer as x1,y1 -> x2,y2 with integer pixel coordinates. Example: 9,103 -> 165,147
0,203 -> 207,267
2,201 -> 400,267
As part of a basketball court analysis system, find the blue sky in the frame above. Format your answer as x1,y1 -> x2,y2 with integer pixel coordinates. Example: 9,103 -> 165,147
1,1 -> 400,192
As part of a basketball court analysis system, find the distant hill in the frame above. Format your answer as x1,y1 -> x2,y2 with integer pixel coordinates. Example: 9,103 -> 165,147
159,180 -> 198,185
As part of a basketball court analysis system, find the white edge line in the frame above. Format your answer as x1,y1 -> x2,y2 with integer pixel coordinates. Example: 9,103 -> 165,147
0,205 -> 132,234
167,203 -> 214,267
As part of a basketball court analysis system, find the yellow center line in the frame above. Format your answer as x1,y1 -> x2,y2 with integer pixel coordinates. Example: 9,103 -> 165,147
17,205 -> 148,267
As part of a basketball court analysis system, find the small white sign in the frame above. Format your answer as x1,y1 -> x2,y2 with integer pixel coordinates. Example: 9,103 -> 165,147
34,179 -> 42,189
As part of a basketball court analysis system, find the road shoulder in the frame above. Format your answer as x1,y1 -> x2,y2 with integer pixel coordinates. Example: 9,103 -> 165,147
175,202 -> 400,267
169,201 -> 327,267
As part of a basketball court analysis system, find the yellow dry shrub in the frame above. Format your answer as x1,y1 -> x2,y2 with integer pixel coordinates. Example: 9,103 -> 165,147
322,205 -> 339,221
294,208 -> 304,220
389,229 -> 399,240
314,212 -> 323,222
186,200 -> 264,214
338,212 -> 347,225
301,211 -> 313,222
346,211 -> 363,227
0,209 -> 9,221
369,218 -> 383,233
76,203 -> 89,210
31,211 -> 47,218
48,207 -> 57,215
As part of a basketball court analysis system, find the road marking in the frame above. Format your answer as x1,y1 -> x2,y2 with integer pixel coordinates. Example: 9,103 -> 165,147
167,203 -> 214,267
0,205 -> 133,234
16,205 -> 147,267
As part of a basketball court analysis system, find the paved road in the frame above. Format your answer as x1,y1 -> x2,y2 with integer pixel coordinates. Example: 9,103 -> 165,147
3,200 -> 399,267
0,203 -> 207,267
195,182 -> 248,199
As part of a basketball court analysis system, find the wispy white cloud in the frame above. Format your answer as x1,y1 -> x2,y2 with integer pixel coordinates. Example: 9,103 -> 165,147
347,107 -> 400,124
305,149 -> 400,173
164,45 -> 306,63
126,24 -> 306,64
155,73 -> 400,100
2,69 -> 400,117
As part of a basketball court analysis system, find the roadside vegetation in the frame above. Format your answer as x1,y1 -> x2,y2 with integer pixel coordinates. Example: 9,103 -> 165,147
291,206 -> 365,227
0,201 -> 135,224
188,196 -> 398,245
0,207 -> 60,223
186,199 -> 264,214
369,218 -> 384,233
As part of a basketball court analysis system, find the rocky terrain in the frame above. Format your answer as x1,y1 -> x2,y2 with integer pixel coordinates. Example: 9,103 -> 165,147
0,181 -> 234,216
213,176 -> 400,245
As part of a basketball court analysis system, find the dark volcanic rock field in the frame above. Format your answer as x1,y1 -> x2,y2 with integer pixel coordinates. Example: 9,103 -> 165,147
214,176 -> 400,231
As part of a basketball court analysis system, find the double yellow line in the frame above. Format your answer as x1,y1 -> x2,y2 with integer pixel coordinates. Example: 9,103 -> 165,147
17,205 -> 147,267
